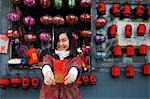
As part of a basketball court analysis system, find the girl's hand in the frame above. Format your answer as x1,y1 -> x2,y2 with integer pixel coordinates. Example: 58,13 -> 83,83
44,71 -> 56,86
64,67 -> 78,85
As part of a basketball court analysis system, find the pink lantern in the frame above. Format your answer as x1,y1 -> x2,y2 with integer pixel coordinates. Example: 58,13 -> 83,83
7,12 -> 20,22
39,32 -> 51,42
23,16 -> 35,26
24,0 -> 36,7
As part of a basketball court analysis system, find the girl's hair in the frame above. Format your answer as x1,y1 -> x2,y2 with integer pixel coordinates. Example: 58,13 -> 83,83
54,27 -> 78,57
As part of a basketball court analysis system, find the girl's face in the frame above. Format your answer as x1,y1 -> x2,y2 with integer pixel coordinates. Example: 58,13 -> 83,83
56,33 -> 69,51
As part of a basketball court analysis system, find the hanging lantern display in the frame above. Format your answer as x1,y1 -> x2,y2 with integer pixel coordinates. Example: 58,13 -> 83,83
66,15 -> 78,25
124,24 -> 132,38
53,0 -> 63,9
39,32 -> 51,42
80,13 -> 91,23
122,4 -> 131,17
139,44 -> 148,56
23,16 -> 35,26
97,2 -> 106,15
0,77 -> 10,89
108,24 -> 117,38
40,15 -> 53,25
24,0 -> 36,7
31,77 -> 40,89
52,16 -> 65,26
80,0 -> 92,7
94,33 -> 106,45
22,77 -> 31,89
113,45 -> 122,57
110,4 -> 120,17
95,17 -> 107,29
27,48 -> 39,65
7,12 -> 20,22
135,4 -> 144,17
15,45 -> 28,58
6,29 -> 19,40
137,24 -> 146,36
24,34 -> 37,42
10,77 -> 22,88
40,0 -> 51,8
79,30 -> 92,37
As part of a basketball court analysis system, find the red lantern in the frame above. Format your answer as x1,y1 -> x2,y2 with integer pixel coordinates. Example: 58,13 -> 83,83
66,15 -> 78,25
111,66 -> 120,78
24,34 -> 37,42
80,13 -> 91,23
75,77 -> 82,87
31,77 -> 40,89
6,29 -> 19,40
126,45 -> 134,57
137,24 -> 146,36
111,4 -> 120,17
80,0 -> 92,7
113,45 -> 122,57
97,2 -> 106,15
0,78 -> 10,89
89,74 -> 97,85
79,30 -> 92,37
10,77 -> 22,88
135,4 -> 144,17
122,4 -> 131,17
143,64 -> 150,75
124,24 -> 132,38
108,24 -> 117,38
95,17 -> 107,29
40,0 -> 51,8
22,77 -> 31,89
27,48 -> 39,65
40,15 -> 53,25
52,16 -> 65,26
139,44 -> 148,56
81,75 -> 89,85
126,65 -> 135,78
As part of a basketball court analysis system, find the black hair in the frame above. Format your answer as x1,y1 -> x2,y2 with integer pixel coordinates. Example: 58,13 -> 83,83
54,27 -> 78,57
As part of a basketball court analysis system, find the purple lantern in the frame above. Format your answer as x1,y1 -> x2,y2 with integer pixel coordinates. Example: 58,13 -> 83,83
94,34 -> 106,45
39,32 -> 51,42
23,16 -> 35,26
7,12 -> 20,22
24,0 -> 36,7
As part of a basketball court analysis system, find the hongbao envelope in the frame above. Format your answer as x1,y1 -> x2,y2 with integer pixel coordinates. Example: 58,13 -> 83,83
53,60 -> 67,83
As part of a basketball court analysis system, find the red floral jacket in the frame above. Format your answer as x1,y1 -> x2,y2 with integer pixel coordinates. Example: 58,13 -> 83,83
39,53 -> 82,99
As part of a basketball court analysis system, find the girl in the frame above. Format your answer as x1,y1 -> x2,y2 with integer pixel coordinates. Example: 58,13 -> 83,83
39,27 -> 82,99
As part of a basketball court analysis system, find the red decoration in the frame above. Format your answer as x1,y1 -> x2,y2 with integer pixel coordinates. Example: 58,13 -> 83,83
122,4 -> 131,17
6,29 -> 19,40
143,64 -> 150,75
139,44 -> 148,56
108,24 -> 117,38
75,77 -> 82,87
111,4 -> 120,17
0,77 -> 10,89
24,34 -> 37,42
79,30 -> 92,37
22,77 -> 31,89
95,17 -> 107,29
40,15 -> 53,25
31,77 -> 40,89
80,0 -> 92,7
97,2 -> 106,15
27,48 -> 39,65
126,45 -> 134,57
124,24 -> 132,38
66,15 -> 78,25
81,75 -> 89,85
10,77 -> 22,87
52,16 -> 65,26
113,45 -> 122,57
89,74 -> 97,85
53,60 -> 67,83
135,4 -> 144,17
111,66 -> 120,78
126,65 -> 135,78
137,24 -> 146,36
80,13 -> 91,23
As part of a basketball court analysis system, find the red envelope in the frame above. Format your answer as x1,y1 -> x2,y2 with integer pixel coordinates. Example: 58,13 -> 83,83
53,60 -> 67,83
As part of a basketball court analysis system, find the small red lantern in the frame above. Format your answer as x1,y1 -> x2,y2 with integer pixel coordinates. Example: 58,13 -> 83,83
40,15 -> 53,25
135,4 -> 144,17
6,29 -> 19,40
139,44 -> 148,56
79,30 -> 92,37
111,66 -> 120,78
24,34 -> 37,42
126,65 -> 135,78
80,13 -> 91,23
80,0 -> 92,7
137,24 -> 146,36
10,77 -> 22,88
113,45 -> 122,57
143,64 -> 150,75
126,45 -> 134,57
124,24 -> 132,38
89,74 -> 97,85
122,4 -> 131,17
31,77 -> 40,89
81,75 -> 89,85
66,15 -> 78,25
40,0 -> 51,8
95,17 -> 107,29
27,48 -> 39,65
0,77 -> 10,89
97,2 -> 106,15
22,77 -> 31,89
111,4 -> 120,17
108,24 -> 117,38
75,77 -> 82,87
52,16 -> 65,26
